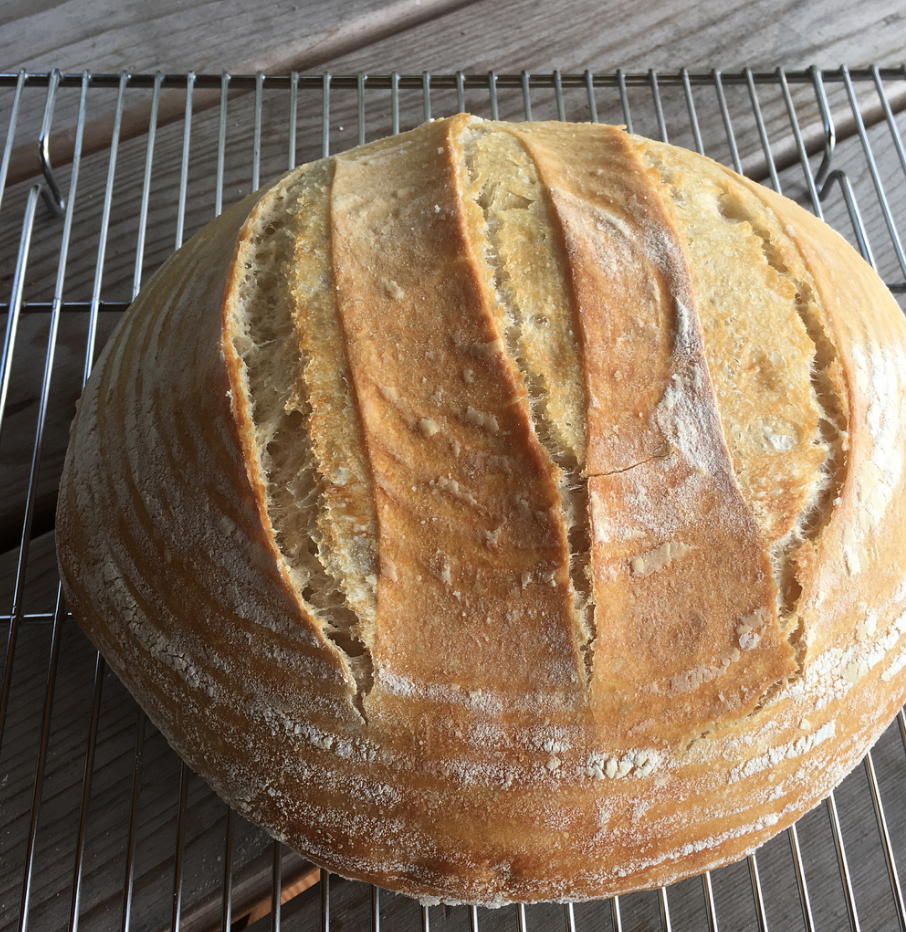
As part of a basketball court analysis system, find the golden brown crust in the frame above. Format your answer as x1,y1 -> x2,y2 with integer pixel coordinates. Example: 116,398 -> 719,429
331,116 -> 584,696
57,116 -> 906,905
738,175 -> 906,657
515,124 -> 796,741
637,140 -> 835,570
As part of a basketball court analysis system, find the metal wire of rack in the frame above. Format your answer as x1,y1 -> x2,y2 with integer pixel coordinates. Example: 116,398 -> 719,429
3,66 -> 906,932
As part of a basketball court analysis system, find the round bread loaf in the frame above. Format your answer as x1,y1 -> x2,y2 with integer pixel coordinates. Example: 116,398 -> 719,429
57,115 -> 906,904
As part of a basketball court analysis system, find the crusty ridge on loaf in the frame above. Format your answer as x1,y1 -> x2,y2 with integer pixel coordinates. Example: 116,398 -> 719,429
225,165 -> 377,700
458,121 -> 595,679
639,139 -> 846,661
326,115 -> 585,695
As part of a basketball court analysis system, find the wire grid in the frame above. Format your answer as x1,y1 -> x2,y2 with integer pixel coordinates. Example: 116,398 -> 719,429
2,66 -> 906,932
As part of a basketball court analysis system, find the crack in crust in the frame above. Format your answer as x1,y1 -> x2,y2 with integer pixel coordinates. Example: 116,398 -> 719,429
227,165 -> 377,712
457,121 -> 596,683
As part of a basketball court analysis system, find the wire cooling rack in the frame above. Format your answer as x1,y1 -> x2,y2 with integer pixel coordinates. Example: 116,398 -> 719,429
3,66 -> 906,932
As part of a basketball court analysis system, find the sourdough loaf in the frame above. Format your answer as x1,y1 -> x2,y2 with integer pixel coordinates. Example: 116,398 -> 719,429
56,115 -> 906,904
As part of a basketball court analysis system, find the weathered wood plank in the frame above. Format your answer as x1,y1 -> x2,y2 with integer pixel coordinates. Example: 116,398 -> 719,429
0,0 -> 485,188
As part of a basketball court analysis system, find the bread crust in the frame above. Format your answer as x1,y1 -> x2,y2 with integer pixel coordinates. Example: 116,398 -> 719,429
57,116 -> 906,904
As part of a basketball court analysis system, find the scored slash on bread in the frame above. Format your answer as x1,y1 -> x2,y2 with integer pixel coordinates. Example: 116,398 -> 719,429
57,114 -> 906,904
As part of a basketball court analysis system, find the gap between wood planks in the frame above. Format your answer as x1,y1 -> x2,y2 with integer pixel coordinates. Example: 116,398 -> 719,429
146,861 -> 322,932
229,864 -> 321,931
